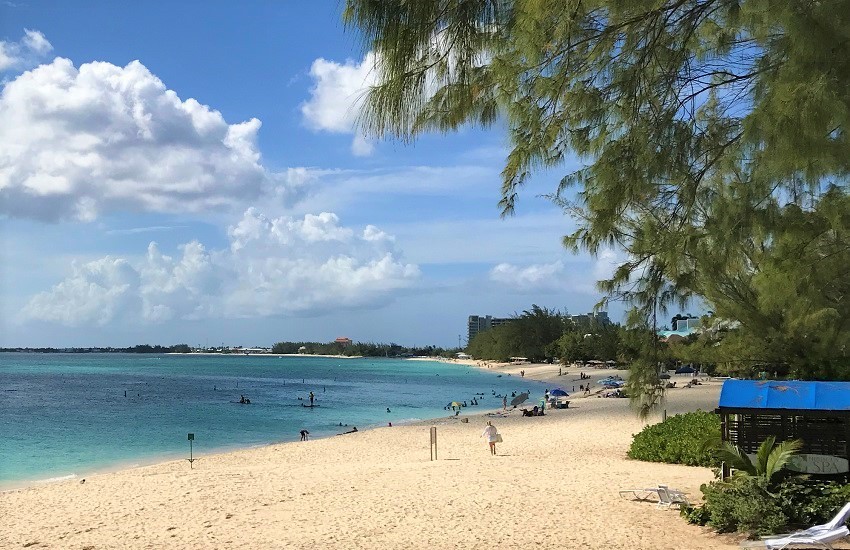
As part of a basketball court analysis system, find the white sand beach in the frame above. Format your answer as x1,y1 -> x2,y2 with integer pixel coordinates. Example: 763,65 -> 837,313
2,363 -> 740,549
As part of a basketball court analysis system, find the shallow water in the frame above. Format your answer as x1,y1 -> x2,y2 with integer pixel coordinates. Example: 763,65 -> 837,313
0,353 -> 548,486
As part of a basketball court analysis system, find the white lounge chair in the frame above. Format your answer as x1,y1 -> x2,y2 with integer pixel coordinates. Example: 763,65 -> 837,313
618,488 -> 661,502
656,484 -> 690,509
742,502 -> 850,549
740,525 -> 849,549
788,502 -> 850,535
618,484 -> 690,508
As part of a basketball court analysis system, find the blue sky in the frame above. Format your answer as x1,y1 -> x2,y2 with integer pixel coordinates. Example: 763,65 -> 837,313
0,1 -> 627,348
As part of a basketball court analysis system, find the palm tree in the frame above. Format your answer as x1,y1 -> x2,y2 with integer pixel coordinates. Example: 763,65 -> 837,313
711,436 -> 802,487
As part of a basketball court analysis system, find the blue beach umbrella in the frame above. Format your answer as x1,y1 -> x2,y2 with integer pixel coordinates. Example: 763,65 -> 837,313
550,389 -> 569,397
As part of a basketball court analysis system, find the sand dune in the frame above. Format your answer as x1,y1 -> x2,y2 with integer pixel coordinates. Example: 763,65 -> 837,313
2,365 -> 740,549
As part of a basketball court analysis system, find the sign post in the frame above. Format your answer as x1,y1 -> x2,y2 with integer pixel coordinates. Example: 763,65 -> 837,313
187,433 -> 196,469
430,426 -> 437,461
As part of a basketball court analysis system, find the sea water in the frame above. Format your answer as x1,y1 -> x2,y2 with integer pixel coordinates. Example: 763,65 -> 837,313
0,353 -> 548,487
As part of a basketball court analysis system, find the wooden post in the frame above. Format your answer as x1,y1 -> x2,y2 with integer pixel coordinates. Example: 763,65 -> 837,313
430,427 -> 437,461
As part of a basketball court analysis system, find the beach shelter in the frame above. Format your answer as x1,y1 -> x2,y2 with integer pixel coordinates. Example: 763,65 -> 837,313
718,380 -> 850,481
550,389 -> 569,397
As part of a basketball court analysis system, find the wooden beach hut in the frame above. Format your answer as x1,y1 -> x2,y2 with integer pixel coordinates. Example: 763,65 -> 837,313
717,380 -> 850,481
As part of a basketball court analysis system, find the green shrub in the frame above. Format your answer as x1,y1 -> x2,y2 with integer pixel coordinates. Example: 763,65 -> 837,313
776,478 -> 850,528
704,478 -> 787,535
680,503 -> 711,525
627,410 -> 720,466
686,476 -> 850,536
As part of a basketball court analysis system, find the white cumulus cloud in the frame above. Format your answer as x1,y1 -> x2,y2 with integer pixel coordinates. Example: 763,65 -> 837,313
0,29 -> 52,71
301,38 -> 489,158
0,57 -> 305,221
301,53 -> 376,156
22,209 -> 420,325
21,257 -> 141,326
489,261 -> 566,292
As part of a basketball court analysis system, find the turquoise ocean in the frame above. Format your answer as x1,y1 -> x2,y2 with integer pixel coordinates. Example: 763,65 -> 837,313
0,353 -> 548,488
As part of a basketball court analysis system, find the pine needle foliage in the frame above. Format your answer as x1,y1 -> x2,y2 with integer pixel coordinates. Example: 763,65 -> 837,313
344,0 -> 850,380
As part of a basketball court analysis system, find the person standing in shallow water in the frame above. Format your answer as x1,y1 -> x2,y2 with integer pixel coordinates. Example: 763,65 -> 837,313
309,391 -> 314,406
481,421 -> 499,455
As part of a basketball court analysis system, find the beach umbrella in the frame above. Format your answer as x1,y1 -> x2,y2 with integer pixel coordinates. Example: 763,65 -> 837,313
658,373 -> 671,379
510,392 -> 529,406
550,389 -> 569,397
450,401 -> 462,408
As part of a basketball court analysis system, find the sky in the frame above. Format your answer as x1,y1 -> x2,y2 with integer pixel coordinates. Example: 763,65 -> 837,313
0,1 -> 629,348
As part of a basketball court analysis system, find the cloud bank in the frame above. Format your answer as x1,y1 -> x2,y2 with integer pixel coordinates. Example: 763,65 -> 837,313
489,261 -> 567,292
0,57 -> 302,221
22,209 -> 420,325
489,250 -> 625,295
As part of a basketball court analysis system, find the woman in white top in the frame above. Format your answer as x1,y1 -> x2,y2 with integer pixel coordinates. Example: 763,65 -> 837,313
481,421 -> 499,455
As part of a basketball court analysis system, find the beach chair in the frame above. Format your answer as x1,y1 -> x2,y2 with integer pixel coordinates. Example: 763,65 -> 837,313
656,485 -> 690,509
741,502 -> 850,549
740,526 -> 849,549
618,488 -> 660,502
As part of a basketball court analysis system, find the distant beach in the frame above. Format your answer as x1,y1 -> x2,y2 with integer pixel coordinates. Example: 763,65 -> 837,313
2,356 -> 740,549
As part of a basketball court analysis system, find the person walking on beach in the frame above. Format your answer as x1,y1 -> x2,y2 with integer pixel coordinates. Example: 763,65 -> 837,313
481,421 -> 499,455
300,429 -> 309,441
502,396 -> 507,410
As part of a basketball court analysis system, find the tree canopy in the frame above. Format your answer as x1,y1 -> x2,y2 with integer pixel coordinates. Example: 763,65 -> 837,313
345,0 -> 850,378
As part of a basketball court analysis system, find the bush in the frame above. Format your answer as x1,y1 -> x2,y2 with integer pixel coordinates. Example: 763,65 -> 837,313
776,478 -> 850,528
701,478 -> 787,535
684,477 -> 850,536
627,410 -> 720,467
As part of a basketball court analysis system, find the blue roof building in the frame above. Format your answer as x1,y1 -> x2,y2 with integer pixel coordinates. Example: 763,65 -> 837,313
719,380 -> 850,412
717,380 -> 850,480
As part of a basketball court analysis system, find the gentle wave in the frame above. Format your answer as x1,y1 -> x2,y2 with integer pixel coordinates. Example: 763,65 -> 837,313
34,474 -> 77,484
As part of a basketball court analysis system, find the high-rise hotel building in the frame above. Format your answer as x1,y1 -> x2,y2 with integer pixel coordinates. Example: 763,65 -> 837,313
467,315 -> 512,345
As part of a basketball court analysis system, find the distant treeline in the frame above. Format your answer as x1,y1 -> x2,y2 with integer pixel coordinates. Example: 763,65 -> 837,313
466,304 -> 638,364
270,341 -> 456,358
1,344 -> 193,354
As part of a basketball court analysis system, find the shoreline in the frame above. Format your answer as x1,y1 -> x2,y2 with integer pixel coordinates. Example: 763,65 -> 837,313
166,352 -> 364,358
3,371 -> 734,549
2,357 -> 627,492
1,357 -> 531,493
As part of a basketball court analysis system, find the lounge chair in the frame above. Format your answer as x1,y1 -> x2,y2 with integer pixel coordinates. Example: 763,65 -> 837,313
656,485 -> 691,509
618,488 -> 661,502
740,526 -> 849,549
741,502 -> 850,549
618,484 -> 689,508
